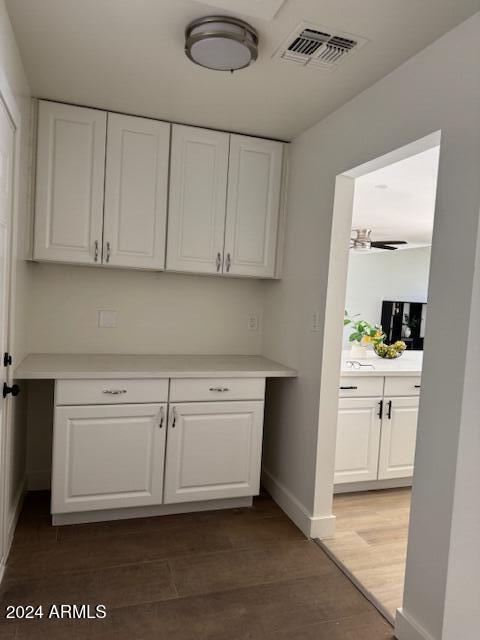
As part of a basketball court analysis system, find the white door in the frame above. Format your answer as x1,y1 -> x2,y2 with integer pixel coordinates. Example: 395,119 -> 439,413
0,96 -> 15,561
103,114 -> 170,269
166,125 -> 228,274
164,401 -> 264,503
51,403 -> 167,513
224,135 -> 283,278
378,396 -> 419,480
34,101 -> 106,264
334,397 -> 382,484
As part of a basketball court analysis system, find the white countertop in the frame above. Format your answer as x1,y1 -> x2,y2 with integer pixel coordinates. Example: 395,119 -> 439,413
15,354 -> 297,380
341,349 -> 423,377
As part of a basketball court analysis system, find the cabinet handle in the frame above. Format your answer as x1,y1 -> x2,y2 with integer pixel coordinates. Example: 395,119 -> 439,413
216,252 -> 222,272
225,253 -> 231,272
105,241 -> 111,263
102,389 -> 127,395
387,400 -> 392,420
171,406 -> 177,428
159,406 -> 165,429
340,385 -> 358,390
378,400 -> 383,419
94,240 -> 99,262
414,385 -> 421,388
209,387 -> 230,392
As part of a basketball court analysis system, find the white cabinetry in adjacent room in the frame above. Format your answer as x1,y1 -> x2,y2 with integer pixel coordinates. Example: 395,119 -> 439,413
224,135 -> 283,278
52,402 -> 167,513
163,400 -> 264,503
34,101 -> 106,264
334,397 -> 382,484
103,113 -> 170,269
378,396 -> 419,480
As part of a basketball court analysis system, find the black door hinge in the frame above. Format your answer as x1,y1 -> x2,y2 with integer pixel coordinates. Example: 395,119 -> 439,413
4,352 -> 12,367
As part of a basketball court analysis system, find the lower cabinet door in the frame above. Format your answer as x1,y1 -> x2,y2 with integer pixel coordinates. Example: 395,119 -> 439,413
52,403 -> 167,513
334,397 -> 382,484
164,401 -> 264,503
378,396 -> 419,480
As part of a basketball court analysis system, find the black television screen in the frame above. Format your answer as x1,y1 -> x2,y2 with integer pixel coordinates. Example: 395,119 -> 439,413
381,301 -> 427,350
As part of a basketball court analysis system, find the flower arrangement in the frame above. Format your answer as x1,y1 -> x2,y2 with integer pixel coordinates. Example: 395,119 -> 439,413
344,311 -> 385,346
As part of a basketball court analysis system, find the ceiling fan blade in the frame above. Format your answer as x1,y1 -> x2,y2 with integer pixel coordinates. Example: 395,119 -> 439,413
371,240 -> 407,245
371,243 -> 398,250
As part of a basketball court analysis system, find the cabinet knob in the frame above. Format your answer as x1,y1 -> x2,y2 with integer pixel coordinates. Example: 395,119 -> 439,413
209,387 -> 230,392
105,241 -> 111,263
225,253 -> 231,273
216,252 -> 222,273
102,389 -> 127,395
94,240 -> 99,262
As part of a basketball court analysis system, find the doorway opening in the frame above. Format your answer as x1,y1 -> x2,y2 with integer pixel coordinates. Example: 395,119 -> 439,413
317,132 -> 441,623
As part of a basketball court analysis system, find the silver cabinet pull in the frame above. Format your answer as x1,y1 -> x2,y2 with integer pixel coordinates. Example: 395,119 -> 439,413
216,252 -> 222,272
159,406 -> 165,429
209,387 -> 230,392
102,389 -> 127,395
105,241 -> 111,263
225,253 -> 231,272
94,240 -> 99,262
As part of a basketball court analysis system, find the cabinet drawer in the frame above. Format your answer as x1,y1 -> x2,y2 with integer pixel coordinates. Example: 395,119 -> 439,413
170,378 -> 265,402
384,376 -> 422,396
56,379 -> 169,405
339,376 -> 384,398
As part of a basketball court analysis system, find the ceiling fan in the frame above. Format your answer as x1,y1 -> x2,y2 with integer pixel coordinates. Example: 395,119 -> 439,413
350,228 -> 408,251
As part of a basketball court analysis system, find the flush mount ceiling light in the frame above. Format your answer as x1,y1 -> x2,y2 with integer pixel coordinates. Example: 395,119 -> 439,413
185,16 -> 258,72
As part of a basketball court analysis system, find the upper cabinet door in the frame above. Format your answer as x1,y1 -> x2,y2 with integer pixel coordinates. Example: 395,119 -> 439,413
103,114 -> 170,270
34,101 -> 106,264
166,125 -> 229,274
224,135 -> 283,278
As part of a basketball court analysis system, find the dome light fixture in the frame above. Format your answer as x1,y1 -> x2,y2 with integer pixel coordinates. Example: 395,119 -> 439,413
185,16 -> 258,72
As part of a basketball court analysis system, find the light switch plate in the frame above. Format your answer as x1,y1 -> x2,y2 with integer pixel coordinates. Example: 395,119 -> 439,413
98,310 -> 117,328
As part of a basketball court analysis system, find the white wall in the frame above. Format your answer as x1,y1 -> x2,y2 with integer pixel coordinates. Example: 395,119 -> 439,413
0,0 -> 32,551
27,264 -> 265,355
344,247 -> 431,346
262,12 -> 480,640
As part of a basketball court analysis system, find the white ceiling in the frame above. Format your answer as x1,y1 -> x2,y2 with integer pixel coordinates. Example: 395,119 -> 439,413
6,0 -> 479,140
351,146 -> 440,252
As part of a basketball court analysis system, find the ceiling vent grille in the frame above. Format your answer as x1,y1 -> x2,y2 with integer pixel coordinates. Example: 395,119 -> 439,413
273,23 -> 368,70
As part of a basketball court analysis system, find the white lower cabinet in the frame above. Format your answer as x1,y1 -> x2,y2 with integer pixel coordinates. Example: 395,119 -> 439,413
378,396 -> 419,480
334,397 -> 382,484
164,401 -> 264,503
52,403 -> 167,513
334,376 -> 420,488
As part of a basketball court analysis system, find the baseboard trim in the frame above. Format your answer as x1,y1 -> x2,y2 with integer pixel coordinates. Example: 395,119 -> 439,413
395,609 -> 435,640
334,477 -> 412,494
1,479 -> 26,583
261,468 -> 336,538
53,496 -> 252,526
27,469 -> 51,491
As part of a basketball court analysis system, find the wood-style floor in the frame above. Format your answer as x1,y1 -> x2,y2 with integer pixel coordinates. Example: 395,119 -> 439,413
0,491 -> 394,639
321,488 -> 411,623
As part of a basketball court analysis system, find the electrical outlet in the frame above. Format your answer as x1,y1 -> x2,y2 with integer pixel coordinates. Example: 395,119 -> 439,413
98,310 -> 117,328
248,313 -> 259,332
311,312 -> 321,332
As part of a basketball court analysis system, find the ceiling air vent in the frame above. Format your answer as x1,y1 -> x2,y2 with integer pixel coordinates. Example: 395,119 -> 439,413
273,23 -> 368,70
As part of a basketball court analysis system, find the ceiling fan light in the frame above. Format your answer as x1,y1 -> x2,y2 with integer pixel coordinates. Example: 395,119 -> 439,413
185,16 -> 258,71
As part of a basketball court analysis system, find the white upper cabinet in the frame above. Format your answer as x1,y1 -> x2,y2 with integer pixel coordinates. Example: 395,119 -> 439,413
103,114 -> 170,269
224,135 -> 283,278
34,101 -> 106,264
166,125 -> 229,274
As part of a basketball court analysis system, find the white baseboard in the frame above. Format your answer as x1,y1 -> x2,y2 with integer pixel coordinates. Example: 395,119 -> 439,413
395,608 -> 435,640
261,468 -> 336,538
27,469 -> 51,491
1,479 -> 26,583
53,496 -> 252,525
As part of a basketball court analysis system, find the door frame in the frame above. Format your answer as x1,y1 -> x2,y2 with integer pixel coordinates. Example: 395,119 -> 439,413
314,130 -> 441,519
0,68 -> 23,572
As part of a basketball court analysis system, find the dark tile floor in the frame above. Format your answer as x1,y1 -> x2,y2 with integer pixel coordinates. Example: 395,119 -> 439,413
0,492 -> 394,639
